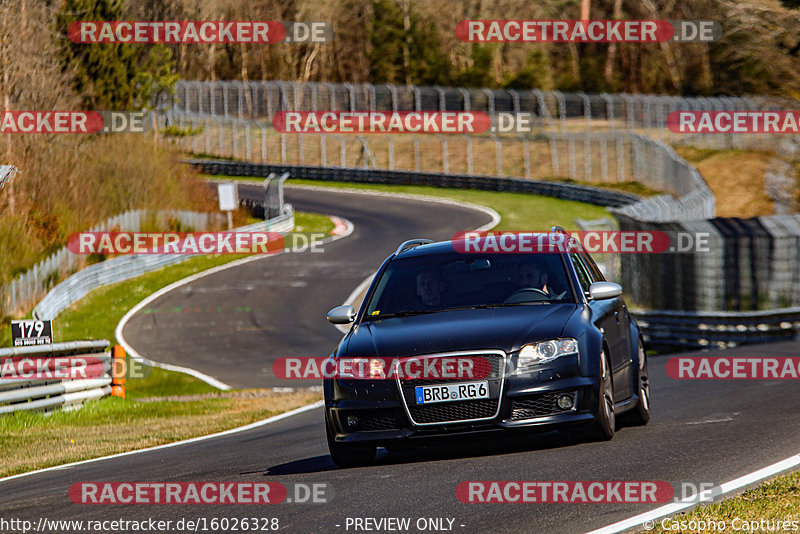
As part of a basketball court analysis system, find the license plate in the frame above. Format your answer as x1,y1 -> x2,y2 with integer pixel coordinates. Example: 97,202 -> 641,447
415,381 -> 489,405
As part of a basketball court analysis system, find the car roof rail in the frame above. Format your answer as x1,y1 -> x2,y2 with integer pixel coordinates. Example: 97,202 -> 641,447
550,225 -> 568,235
394,239 -> 433,255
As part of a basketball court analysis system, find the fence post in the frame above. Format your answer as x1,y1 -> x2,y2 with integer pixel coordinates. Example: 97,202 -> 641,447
464,135 -> 473,174
413,135 -> 420,171
519,135 -> 530,178
441,135 -> 449,174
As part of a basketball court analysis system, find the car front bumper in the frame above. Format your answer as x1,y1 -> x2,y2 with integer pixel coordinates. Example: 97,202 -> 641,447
325,374 -> 602,444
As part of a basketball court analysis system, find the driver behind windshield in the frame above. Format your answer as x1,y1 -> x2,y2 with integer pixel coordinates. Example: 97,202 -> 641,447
517,261 -> 549,293
514,258 -> 569,300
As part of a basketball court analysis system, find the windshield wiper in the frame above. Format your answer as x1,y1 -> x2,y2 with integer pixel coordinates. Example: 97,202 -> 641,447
364,310 -> 438,320
413,303 -> 553,312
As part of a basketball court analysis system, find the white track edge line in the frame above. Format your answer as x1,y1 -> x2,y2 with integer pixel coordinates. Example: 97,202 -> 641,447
585,452 -> 800,534
0,400 -> 324,485
115,215 -> 354,390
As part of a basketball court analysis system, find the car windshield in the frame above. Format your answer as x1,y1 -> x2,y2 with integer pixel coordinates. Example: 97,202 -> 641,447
363,252 -> 573,319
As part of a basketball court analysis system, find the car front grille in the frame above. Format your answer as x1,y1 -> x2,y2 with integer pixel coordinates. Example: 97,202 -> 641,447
397,351 -> 506,426
409,399 -> 499,424
509,391 -> 577,420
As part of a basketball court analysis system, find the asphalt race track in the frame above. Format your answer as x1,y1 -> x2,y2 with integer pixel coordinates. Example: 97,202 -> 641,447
119,184 -> 495,388
2,186 -> 799,534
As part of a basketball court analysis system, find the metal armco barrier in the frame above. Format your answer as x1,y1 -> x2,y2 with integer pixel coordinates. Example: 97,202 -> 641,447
187,159 -> 638,208
2,209 -> 226,319
32,212 -> 294,321
0,340 -> 111,414
616,214 -> 800,312
632,308 -> 800,350
193,160 -> 800,349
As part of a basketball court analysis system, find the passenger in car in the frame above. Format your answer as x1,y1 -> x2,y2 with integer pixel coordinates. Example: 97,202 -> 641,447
416,268 -> 446,307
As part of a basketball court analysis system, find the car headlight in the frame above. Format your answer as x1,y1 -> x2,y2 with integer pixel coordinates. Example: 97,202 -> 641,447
516,338 -> 578,371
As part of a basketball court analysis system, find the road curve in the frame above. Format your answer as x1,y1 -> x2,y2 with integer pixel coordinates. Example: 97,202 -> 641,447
120,185 -> 495,388
2,186 -> 799,534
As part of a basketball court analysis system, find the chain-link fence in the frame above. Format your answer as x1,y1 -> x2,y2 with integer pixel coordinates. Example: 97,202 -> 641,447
1,209 -> 225,319
618,213 -> 800,312
164,112 -> 714,222
167,80 -> 798,152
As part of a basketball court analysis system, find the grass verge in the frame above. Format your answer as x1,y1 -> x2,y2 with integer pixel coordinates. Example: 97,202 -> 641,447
0,390 -> 319,478
675,147 -> 777,218
0,211 -> 332,476
213,176 -> 611,232
646,471 -> 800,533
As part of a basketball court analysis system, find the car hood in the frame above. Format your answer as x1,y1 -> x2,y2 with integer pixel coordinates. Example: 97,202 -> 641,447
344,304 -> 579,358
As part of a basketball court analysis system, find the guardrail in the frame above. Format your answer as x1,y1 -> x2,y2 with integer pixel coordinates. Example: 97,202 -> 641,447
617,213 -> 800,312
1,209 -> 226,319
167,111 -> 714,222
194,159 -> 800,350
188,159 -> 638,208
633,308 -> 800,350
33,211 -> 294,321
0,340 -> 111,414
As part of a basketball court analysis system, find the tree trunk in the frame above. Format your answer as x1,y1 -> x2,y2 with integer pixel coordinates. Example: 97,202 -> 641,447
605,0 -> 623,84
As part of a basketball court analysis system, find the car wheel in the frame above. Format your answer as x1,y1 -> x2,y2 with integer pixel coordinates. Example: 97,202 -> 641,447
326,417 -> 376,468
588,348 -> 615,441
624,339 -> 650,426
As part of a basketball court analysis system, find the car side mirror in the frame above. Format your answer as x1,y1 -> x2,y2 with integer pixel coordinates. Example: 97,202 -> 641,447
588,281 -> 622,300
327,304 -> 355,324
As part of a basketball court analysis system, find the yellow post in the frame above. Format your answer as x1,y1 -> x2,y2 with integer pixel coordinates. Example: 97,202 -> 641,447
111,345 -> 126,398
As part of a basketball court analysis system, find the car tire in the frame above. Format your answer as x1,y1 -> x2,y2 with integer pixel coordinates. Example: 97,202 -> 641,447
623,339 -> 650,426
588,348 -> 615,441
326,417 -> 376,468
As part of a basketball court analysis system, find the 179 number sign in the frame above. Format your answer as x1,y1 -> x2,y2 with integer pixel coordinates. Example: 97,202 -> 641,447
10,320 -> 52,347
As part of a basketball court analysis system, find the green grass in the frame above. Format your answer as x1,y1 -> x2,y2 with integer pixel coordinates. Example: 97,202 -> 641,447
0,212 -> 333,352
647,471 -> 800,533
212,176 -> 611,232
0,389 -> 320,478
0,211 -> 333,476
